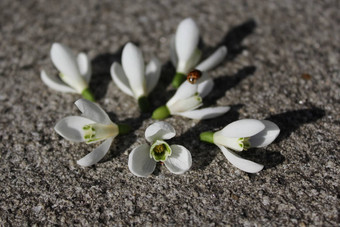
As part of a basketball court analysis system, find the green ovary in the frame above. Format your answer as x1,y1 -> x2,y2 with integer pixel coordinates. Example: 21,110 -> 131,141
150,140 -> 172,162
82,123 -> 118,144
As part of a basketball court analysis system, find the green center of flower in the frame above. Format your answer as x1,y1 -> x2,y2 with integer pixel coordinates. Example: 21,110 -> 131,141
154,144 -> 166,153
213,132 -> 251,152
222,137 -> 251,151
150,140 -> 172,162
238,137 -> 251,151
82,123 -> 118,144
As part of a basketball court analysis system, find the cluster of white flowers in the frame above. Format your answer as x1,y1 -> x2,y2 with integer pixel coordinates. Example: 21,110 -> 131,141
46,18 -> 280,177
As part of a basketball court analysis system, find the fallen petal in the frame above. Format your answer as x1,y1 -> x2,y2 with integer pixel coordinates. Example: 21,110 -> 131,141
75,99 -> 112,125
176,106 -> 230,120
164,145 -> 192,174
77,52 -> 92,83
166,81 -> 198,107
196,46 -> 227,72
40,70 -> 77,93
50,43 -> 87,92
217,145 -> 264,173
175,18 -> 200,72
77,137 -> 114,167
128,144 -> 156,177
197,78 -> 214,98
121,42 -> 146,98
54,116 -> 95,142
145,57 -> 161,95
145,121 -> 176,143
110,62 -> 134,97
220,119 -> 265,138
250,120 -> 280,147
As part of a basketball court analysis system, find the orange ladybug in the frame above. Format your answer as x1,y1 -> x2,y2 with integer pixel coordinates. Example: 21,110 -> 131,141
187,69 -> 202,84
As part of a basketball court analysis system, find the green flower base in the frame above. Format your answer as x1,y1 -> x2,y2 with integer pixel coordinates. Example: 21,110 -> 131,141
199,131 -> 214,144
172,72 -> 186,88
152,105 -> 170,120
81,88 -> 95,102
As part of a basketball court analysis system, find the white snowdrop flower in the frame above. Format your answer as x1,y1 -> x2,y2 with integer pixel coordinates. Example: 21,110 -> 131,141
54,99 -> 130,167
128,121 -> 192,177
152,73 -> 230,120
200,119 -> 280,173
170,18 -> 227,88
41,43 -> 94,101
110,42 -> 161,112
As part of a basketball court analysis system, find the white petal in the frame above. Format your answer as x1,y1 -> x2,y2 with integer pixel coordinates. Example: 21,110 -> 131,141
110,62 -> 134,97
196,46 -> 227,72
77,52 -> 92,83
145,57 -> 161,95
175,18 -> 200,72
179,48 -> 201,74
217,145 -> 264,173
250,120 -> 280,147
128,144 -> 156,177
40,70 -> 77,93
169,95 -> 202,114
121,42 -> 146,98
176,106 -> 230,120
220,119 -> 265,138
77,137 -> 114,167
170,35 -> 178,67
197,78 -> 214,98
50,43 -> 87,92
145,121 -> 176,143
50,43 -> 79,76
75,99 -> 112,125
54,116 -> 95,142
166,81 -> 198,107
164,145 -> 192,174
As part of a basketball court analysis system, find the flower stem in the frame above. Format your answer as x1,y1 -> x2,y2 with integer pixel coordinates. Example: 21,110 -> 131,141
138,96 -> 150,112
118,124 -> 131,135
81,88 -> 95,102
172,72 -> 186,88
152,105 -> 170,120
199,131 -> 214,144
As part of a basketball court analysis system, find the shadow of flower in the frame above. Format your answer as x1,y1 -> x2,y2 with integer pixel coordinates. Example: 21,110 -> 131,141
90,46 -> 124,100
239,107 -> 325,169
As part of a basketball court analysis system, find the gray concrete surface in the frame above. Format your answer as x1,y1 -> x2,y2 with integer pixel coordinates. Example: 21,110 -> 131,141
0,0 -> 339,225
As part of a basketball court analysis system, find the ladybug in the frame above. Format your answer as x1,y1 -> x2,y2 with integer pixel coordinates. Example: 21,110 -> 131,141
187,69 -> 202,84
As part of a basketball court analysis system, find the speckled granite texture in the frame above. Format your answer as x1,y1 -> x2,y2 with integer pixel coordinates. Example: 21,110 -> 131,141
0,0 -> 339,225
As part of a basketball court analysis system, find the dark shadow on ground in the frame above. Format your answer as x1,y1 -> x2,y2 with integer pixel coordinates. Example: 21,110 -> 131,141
171,105 -> 242,170
200,19 -> 257,62
239,107 -> 325,170
217,19 -> 257,61
266,107 -> 325,143
205,66 -> 256,105
148,61 -> 176,109
89,46 -> 124,100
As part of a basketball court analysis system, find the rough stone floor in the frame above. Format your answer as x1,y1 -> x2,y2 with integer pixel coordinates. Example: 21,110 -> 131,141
0,0 -> 339,225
